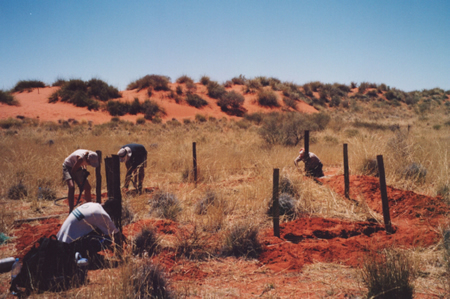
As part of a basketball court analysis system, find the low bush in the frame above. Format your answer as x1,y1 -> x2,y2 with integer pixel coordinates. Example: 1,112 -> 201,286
221,222 -> 261,259
267,193 -> 296,220
149,190 -> 181,221
186,93 -> 208,108
143,100 -> 166,121
195,114 -> 207,122
231,75 -> 247,85
206,81 -> 226,99
402,163 -> 427,183
258,112 -> 329,146
283,97 -> 298,110
127,75 -> 171,91
12,80 -> 46,92
360,158 -> 379,176
133,227 -> 160,257
200,75 -> 210,86
107,100 -> 130,116
0,118 -> 22,129
8,182 -> 28,200
87,78 -> 121,101
0,90 -> 19,106
257,90 -> 279,107
217,91 -> 246,116
361,248 -> 416,299
131,262 -> 173,299
174,225 -> 209,259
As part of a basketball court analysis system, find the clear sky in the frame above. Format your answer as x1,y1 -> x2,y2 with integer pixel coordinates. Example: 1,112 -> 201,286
1,0 -> 449,92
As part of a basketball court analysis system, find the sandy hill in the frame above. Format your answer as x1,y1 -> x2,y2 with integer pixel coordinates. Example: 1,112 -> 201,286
0,83 -> 318,125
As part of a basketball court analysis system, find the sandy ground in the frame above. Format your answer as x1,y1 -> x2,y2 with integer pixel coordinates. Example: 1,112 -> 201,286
0,84 -> 317,125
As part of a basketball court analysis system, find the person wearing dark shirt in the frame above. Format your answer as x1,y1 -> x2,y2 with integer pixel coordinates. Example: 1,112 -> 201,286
117,143 -> 147,194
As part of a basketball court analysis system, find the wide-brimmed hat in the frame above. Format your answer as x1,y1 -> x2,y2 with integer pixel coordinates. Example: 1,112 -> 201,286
87,151 -> 99,168
117,147 -> 132,162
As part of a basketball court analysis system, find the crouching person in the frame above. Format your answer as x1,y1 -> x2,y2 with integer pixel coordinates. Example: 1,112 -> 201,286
294,148 -> 324,178
56,199 -> 125,268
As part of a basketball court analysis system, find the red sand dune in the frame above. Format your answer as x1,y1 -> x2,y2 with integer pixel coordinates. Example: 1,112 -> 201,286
0,84 -> 317,125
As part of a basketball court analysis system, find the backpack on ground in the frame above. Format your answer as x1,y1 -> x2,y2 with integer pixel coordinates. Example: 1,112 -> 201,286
10,235 -> 86,295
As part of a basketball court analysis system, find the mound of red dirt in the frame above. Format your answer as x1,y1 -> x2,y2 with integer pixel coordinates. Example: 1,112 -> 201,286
258,175 -> 448,272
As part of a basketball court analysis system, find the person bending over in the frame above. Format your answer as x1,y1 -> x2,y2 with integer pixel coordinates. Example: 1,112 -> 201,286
294,148 -> 324,178
63,150 -> 99,213
117,143 -> 147,194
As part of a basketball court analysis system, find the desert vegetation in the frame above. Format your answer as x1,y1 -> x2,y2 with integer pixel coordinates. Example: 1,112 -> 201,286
1,76 -> 450,297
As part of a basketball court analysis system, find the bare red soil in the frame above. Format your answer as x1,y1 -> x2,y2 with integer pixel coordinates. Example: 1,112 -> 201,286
3,174 -> 447,297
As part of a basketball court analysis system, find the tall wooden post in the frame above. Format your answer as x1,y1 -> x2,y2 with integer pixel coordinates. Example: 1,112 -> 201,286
304,131 -> 310,173
377,155 -> 393,234
193,142 -> 197,187
343,144 -> 349,199
104,156 -> 122,232
105,157 -> 113,200
95,150 -> 102,203
112,155 -> 122,231
273,168 -> 280,238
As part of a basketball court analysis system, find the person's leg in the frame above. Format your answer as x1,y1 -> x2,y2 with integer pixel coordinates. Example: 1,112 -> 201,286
138,166 -> 145,194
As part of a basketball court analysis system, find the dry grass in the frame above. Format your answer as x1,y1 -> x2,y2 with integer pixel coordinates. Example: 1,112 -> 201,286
1,100 -> 450,297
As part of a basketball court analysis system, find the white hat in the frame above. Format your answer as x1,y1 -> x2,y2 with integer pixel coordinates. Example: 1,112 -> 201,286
87,151 -> 99,168
117,147 -> 131,162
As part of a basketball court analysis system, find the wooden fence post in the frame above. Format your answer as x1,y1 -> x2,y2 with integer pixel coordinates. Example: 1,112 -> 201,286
96,150 -> 102,204
193,142 -> 197,187
377,155 -> 393,234
304,131 -> 310,173
273,168 -> 280,238
343,144 -> 349,198
104,155 -> 122,232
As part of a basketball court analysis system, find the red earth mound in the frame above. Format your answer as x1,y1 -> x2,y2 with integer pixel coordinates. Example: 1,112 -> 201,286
6,174 -> 448,296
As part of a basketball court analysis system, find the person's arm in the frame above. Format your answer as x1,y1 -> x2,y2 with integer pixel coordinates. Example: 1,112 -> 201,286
294,154 -> 303,166
71,152 -> 88,173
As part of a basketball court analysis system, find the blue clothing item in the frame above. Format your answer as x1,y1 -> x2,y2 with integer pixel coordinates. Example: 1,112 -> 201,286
121,143 -> 147,168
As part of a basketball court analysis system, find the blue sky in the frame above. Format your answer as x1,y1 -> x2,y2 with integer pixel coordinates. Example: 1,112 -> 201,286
1,0 -> 449,92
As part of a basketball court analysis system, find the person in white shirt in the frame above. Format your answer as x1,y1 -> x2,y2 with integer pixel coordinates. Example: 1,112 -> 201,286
294,148 -> 324,178
62,149 -> 99,213
56,200 -> 120,244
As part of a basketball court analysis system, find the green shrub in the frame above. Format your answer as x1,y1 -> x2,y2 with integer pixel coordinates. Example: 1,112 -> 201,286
206,81 -> 226,99
221,222 -> 261,258
127,75 -> 171,91
257,90 -> 279,107
217,91 -> 246,116
186,93 -> 208,108
51,78 -> 66,87
87,78 -> 121,101
361,248 -> 416,299
176,75 -> 194,85
107,100 -> 130,116
129,98 -> 143,115
12,80 -> 46,92
49,79 -> 117,110
200,75 -> 210,86
0,90 -> 19,106
231,75 -> 247,85
143,100 -> 166,120
283,97 -> 298,110
175,86 -> 183,95
258,112 -> 327,146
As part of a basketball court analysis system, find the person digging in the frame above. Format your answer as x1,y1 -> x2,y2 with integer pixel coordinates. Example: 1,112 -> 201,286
117,143 -> 147,194
294,148 -> 324,178
63,150 -> 99,213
